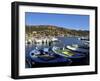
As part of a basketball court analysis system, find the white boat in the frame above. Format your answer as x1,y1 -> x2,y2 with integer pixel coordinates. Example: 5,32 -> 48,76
78,37 -> 89,41
66,44 -> 89,53
67,44 -> 78,51
51,37 -> 58,41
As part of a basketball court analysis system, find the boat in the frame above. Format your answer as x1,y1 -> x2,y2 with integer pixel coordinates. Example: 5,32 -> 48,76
52,46 -> 87,65
66,44 -> 89,54
52,46 -> 71,57
78,37 -> 89,41
78,44 -> 89,49
51,37 -> 58,42
52,46 -> 86,58
27,48 -> 71,66
67,53 -> 87,65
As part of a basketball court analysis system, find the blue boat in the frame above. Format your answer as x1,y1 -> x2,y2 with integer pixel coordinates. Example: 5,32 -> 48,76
27,48 -> 71,66
66,53 -> 88,65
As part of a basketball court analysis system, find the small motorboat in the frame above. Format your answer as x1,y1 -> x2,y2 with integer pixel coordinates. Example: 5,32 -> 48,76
78,37 -> 89,41
28,48 -> 71,65
66,44 -> 89,54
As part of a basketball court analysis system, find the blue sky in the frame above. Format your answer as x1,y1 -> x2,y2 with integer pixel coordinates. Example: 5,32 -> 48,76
25,12 -> 89,30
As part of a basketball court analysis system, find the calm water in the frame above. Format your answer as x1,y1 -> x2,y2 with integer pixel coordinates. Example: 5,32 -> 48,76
25,37 -> 89,68
25,37 -> 86,57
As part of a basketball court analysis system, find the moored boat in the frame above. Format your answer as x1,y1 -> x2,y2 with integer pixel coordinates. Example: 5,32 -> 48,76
66,44 -> 89,54
27,47 -> 71,67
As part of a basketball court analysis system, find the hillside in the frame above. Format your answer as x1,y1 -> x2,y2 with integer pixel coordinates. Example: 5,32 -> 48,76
26,25 -> 89,37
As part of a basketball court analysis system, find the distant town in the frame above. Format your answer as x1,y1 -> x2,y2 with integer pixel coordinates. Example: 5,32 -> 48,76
25,25 -> 89,44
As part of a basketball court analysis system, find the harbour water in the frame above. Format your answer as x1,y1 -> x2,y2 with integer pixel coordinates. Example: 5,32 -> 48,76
25,37 -> 89,68
26,37 -> 86,51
